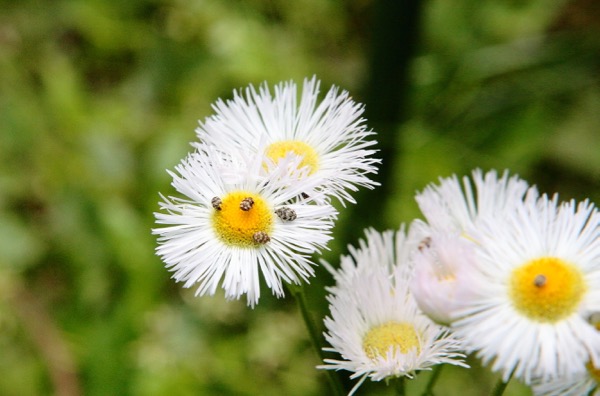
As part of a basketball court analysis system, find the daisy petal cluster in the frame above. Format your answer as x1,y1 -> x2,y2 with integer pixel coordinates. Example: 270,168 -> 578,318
414,168 -> 535,232
153,78 -> 379,307
531,314 -> 600,395
194,76 -> 380,205
319,228 -> 467,395
411,169 -> 600,387
532,366 -> 600,396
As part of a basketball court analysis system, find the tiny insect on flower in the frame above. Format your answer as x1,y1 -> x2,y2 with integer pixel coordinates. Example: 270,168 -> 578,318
240,197 -> 254,211
275,207 -> 297,221
211,196 -> 222,211
252,231 -> 270,244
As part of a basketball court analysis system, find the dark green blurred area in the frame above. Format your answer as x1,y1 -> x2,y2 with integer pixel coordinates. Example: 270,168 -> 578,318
1,0 -> 599,395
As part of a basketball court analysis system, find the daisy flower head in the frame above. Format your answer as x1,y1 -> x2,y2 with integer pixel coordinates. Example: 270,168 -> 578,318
408,221 -> 481,326
194,76 -> 380,205
415,169 -> 536,233
319,228 -> 467,395
153,145 -> 338,307
451,194 -> 600,384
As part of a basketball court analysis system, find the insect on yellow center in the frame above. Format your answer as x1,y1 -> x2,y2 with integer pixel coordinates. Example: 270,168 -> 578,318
362,321 -> 421,360
211,191 -> 273,247
509,256 -> 586,323
264,140 -> 319,175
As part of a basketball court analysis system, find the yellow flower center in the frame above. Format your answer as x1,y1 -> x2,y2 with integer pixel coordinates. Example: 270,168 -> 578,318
362,321 -> 421,360
264,140 -> 319,174
211,191 -> 273,247
509,257 -> 586,323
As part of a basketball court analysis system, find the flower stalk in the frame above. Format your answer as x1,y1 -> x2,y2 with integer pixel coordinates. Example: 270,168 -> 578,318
287,283 -> 345,396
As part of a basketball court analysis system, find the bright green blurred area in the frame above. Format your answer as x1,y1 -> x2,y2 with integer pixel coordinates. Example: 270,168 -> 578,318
1,0 -> 599,395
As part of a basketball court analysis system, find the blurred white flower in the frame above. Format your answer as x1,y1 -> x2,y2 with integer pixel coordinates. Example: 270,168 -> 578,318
409,223 -> 480,326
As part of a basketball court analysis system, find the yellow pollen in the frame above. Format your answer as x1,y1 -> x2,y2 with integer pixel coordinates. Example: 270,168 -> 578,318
429,257 -> 456,282
438,274 -> 456,282
433,262 -> 456,282
509,257 -> 586,323
264,140 -> 319,174
362,321 -> 421,360
211,191 -> 273,247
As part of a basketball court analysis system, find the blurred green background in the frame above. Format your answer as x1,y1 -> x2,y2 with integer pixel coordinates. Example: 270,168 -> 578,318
1,0 -> 599,395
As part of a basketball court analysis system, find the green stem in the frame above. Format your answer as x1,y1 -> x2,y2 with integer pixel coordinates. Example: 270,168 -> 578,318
395,376 -> 406,396
490,372 -> 513,396
287,283 -> 345,396
421,364 -> 444,396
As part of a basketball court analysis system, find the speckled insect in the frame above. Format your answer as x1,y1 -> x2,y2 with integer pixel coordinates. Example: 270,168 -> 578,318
533,274 -> 547,287
240,197 -> 254,211
275,207 -> 297,221
252,231 -> 270,244
211,196 -> 222,211
418,236 -> 432,251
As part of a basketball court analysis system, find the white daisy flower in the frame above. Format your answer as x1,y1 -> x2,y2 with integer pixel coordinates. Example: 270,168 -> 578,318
452,194 -> 600,384
194,76 -> 380,205
153,146 -> 338,307
319,228 -> 467,395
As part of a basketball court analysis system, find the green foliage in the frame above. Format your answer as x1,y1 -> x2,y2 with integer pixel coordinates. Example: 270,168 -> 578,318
1,0 -> 599,394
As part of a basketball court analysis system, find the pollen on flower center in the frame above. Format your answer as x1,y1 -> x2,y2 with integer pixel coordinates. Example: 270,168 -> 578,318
264,140 -> 319,174
509,257 -> 586,323
211,191 -> 273,247
362,321 -> 421,360
432,260 -> 456,282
